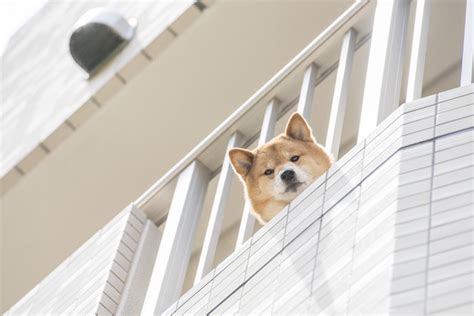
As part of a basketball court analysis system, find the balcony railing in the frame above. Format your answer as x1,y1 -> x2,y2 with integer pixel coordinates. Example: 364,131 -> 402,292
124,0 -> 473,314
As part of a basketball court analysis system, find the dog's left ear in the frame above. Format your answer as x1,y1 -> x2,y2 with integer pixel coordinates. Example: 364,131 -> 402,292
228,148 -> 254,178
285,112 -> 314,142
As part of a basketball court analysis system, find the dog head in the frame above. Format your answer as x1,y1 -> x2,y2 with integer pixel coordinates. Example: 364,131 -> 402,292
229,113 -> 332,223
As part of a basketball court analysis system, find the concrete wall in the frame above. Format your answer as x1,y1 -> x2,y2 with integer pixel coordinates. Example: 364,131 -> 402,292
163,85 -> 474,315
5,205 -> 149,315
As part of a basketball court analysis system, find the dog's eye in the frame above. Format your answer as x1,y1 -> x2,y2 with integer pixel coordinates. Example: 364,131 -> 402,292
290,155 -> 300,162
264,169 -> 274,176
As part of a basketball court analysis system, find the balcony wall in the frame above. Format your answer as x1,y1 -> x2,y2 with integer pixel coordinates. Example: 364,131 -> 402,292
6,84 -> 474,314
164,85 -> 474,315
4,205 -> 157,315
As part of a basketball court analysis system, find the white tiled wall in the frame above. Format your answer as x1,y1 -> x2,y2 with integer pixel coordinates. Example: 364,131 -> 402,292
164,85 -> 473,315
5,205 -> 148,315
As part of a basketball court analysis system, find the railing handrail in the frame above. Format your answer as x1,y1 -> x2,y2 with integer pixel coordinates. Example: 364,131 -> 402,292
134,0 -> 370,209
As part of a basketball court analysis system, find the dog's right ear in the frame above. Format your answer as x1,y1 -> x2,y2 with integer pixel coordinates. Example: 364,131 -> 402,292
228,148 -> 254,177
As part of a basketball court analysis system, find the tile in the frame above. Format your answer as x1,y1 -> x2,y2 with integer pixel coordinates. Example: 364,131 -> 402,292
430,227 -> 474,254
429,301 -> 474,315
400,139 -> 433,160
355,202 -> 396,244
324,184 -> 359,213
215,242 -> 249,275
0,168 -> 23,195
328,142 -> 364,177
273,274 -> 312,311
177,283 -> 212,313
208,287 -> 242,315
435,129 -> 473,152
403,105 -> 435,124
394,230 -> 429,251
93,75 -> 124,104
118,52 -> 150,81
285,206 -> 322,245
143,29 -> 175,58
390,300 -> 425,315
434,154 -> 474,178
433,165 -> 474,188
432,178 -> 474,201
432,191 -> 473,214
247,239 -> 283,277
363,138 -> 403,179
428,257 -> 474,283
392,257 -> 427,280
429,244 -> 473,269
242,256 -> 279,297
398,191 -> 431,211
251,217 -> 285,252
435,115 -> 474,137
393,244 -> 427,265
402,116 -> 435,136
402,94 -> 437,112
170,5 -> 200,34
394,217 -> 429,237
354,223 -> 394,262
366,112 -> 402,147
68,99 -> 100,128
320,212 -> 357,247
427,273 -> 473,298
352,239 -> 394,281
17,146 -> 48,173
437,85 -> 474,102
42,122 -> 74,151
212,259 -> 247,292
438,92 -> 474,113
395,204 -> 430,224
290,173 -> 326,207
434,142 -> 474,164
398,179 -> 431,198
399,153 -> 433,174
401,127 -> 434,146
391,272 -> 425,294
430,217 -> 474,241
437,104 -> 474,125
431,205 -> 473,228
426,287 -> 473,313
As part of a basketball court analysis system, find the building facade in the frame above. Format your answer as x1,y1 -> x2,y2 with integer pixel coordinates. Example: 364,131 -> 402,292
2,0 -> 473,314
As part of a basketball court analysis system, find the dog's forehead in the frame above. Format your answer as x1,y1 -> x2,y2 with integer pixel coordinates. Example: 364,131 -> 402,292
254,137 -> 301,164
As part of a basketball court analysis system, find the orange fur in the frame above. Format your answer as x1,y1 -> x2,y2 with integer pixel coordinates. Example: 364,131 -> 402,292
229,113 -> 332,224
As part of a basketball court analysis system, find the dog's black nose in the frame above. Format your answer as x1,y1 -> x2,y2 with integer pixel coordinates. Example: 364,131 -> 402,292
281,170 -> 296,182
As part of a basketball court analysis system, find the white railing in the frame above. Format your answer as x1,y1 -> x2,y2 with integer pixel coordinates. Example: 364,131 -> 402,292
135,0 -> 473,314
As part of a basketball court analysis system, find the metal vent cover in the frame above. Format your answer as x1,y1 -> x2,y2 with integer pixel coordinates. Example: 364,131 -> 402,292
69,8 -> 137,78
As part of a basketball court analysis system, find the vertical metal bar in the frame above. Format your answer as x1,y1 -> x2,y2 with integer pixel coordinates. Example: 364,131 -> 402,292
297,63 -> 319,120
235,98 -> 280,249
358,0 -> 411,142
461,0 -> 474,86
325,29 -> 357,159
194,132 -> 242,284
142,161 -> 210,315
406,0 -> 431,102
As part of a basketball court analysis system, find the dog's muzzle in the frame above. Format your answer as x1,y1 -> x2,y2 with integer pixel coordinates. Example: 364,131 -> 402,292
281,169 -> 303,193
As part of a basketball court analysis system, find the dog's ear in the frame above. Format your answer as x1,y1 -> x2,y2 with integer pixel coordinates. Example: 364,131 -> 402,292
285,112 -> 314,142
228,148 -> 254,177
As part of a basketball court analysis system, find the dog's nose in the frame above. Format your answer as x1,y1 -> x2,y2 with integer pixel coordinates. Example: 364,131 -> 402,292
280,170 -> 296,182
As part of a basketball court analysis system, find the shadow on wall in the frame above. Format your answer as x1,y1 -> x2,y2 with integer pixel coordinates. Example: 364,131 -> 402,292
208,152 -> 363,314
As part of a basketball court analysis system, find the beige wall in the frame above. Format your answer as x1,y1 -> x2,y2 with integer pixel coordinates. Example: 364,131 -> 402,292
1,1 -> 352,311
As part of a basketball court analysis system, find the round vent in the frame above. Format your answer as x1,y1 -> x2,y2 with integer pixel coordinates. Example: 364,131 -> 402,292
69,8 -> 137,78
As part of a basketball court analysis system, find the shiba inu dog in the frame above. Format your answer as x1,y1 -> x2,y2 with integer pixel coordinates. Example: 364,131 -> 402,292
229,113 -> 332,224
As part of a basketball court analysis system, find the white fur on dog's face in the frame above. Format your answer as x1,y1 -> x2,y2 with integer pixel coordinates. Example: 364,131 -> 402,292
274,162 -> 313,202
